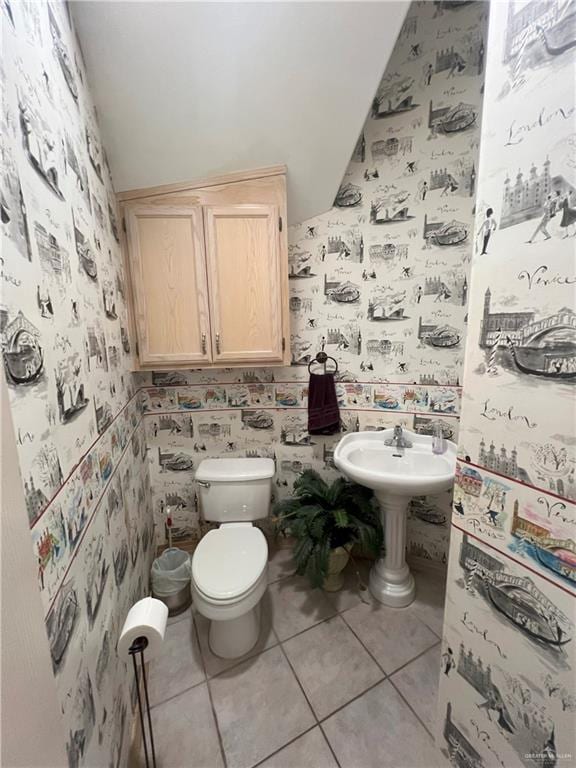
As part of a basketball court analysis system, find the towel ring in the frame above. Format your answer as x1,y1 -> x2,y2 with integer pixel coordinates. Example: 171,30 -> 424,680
308,350 -> 339,374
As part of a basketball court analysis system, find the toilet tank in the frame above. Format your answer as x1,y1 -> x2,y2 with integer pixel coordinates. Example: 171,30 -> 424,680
195,458 -> 275,522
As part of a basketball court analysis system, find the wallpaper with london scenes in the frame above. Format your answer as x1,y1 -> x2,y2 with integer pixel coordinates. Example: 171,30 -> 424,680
1,2 -> 154,766
139,0 -> 488,564
436,1 -> 575,767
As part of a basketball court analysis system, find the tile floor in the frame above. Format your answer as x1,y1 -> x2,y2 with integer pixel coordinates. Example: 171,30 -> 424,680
143,550 -> 448,768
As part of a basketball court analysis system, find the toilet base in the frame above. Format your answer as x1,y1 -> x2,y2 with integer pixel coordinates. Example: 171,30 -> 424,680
209,602 -> 261,659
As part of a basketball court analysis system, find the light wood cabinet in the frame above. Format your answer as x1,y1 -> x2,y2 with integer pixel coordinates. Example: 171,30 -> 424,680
120,167 -> 289,369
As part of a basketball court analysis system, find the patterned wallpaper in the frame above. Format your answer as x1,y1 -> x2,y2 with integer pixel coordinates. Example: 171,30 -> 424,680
139,0 -> 488,564
436,1 -> 576,766
1,2 -> 154,766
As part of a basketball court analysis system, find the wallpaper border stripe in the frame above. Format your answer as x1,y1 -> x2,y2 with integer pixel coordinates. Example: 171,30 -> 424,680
451,522 -> 576,599
142,407 -> 460,418
141,381 -> 464,390
44,413 -> 145,619
458,458 -> 575,505
28,389 -> 142,530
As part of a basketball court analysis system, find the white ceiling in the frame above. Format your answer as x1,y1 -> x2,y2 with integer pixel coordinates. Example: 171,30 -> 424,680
72,1 -> 408,224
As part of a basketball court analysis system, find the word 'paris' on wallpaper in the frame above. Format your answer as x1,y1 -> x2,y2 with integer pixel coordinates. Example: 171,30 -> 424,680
1,2 -> 154,767
437,2 -> 575,768
139,0 -> 489,561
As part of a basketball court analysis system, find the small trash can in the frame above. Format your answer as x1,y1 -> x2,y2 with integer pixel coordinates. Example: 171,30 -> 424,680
151,548 -> 192,616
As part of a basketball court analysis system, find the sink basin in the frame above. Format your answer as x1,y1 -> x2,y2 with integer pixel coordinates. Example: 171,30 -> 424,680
334,427 -> 457,608
334,429 -> 456,496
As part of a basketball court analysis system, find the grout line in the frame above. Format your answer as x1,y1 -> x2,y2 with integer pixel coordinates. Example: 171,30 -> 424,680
317,723 -> 343,768
249,724 -> 319,768
149,677 -> 206,712
386,639 -> 441,680
192,618 -> 229,768
317,675 -> 386,726
205,635 -> 281,682
388,674 -> 438,742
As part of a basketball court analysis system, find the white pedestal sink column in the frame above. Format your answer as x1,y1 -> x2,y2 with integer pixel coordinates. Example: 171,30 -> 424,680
369,492 -> 415,608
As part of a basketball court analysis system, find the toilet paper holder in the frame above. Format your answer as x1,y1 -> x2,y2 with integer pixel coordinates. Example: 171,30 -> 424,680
129,636 -> 157,768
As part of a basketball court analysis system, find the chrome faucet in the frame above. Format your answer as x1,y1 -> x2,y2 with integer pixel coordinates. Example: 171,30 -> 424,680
385,425 -> 412,450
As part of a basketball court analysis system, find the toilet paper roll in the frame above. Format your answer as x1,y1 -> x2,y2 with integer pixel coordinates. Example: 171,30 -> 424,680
117,597 -> 169,662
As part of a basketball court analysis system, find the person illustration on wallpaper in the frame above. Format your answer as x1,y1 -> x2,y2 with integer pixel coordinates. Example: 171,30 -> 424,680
528,194 -> 557,243
477,208 -> 497,255
559,189 -> 576,237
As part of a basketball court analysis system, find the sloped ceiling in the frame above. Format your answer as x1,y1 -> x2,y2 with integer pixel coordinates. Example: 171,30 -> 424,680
72,1 -> 408,223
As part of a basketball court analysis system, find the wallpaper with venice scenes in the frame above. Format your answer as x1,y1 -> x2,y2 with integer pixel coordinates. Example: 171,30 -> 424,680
436,1 -> 576,767
1,2 -> 154,766
139,0 -> 489,562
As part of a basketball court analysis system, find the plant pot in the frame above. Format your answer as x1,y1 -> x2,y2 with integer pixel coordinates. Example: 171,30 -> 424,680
323,546 -> 350,592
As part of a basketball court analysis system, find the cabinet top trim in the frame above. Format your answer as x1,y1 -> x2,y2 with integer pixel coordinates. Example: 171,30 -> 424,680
117,164 -> 287,203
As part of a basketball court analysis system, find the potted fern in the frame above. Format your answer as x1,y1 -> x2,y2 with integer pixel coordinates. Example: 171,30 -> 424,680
273,470 -> 383,591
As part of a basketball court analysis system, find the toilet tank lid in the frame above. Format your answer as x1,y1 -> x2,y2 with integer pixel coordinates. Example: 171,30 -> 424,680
195,458 -> 275,482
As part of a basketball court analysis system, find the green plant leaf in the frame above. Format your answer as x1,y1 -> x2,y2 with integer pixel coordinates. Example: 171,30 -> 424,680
332,508 -> 350,528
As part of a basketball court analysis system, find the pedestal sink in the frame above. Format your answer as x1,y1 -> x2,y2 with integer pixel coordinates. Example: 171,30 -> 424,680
334,427 -> 456,607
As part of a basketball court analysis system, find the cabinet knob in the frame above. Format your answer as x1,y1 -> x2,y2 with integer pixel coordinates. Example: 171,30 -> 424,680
201,333 -> 206,354
215,333 -> 221,354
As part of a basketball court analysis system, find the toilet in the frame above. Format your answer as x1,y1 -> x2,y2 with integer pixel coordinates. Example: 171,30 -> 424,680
191,457 -> 275,659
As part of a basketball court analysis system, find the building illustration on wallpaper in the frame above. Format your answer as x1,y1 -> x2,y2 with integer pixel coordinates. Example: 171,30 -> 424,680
0,310 -> 44,385
430,162 -> 476,198
500,158 -> 575,229
370,199 -> 415,225
510,500 -> 576,585
371,136 -> 413,160
371,94 -> 420,120
459,534 -> 572,649
66,671 -> 96,768
34,222 -> 71,282
480,289 -> 576,379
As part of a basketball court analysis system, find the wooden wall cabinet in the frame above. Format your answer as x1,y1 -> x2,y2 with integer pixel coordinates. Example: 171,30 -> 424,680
119,166 -> 289,370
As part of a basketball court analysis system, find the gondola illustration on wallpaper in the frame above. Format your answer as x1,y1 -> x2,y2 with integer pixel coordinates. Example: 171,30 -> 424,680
423,215 -> 468,246
241,410 -> 274,430
410,497 -> 447,525
73,220 -> 98,280
334,183 -> 362,208
510,501 -> 576,585
428,100 -> 477,134
18,100 -> 64,200
323,276 -> 361,303
66,671 -> 96,768
48,7 -> 79,102
502,0 -> 576,86
113,541 -> 129,588
158,447 -> 194,472
1,310 -> 44,385
46,581 -> 79,672
459,534 -> 573,649
85,537 -> 109,628
480,290 -> 576,379
442,702 -> 485,768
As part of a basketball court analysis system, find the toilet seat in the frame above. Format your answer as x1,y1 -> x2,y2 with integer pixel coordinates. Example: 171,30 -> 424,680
192,524 -> 268,602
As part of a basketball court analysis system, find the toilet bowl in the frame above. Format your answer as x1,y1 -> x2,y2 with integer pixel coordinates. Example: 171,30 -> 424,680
191,458 -> 274,659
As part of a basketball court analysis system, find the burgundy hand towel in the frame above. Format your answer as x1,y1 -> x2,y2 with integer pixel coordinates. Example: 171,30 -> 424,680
307,372 -> 340,435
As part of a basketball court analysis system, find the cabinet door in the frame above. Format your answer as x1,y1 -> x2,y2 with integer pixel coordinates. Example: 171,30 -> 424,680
126,205 -> 211,366
204,204 -> 284,363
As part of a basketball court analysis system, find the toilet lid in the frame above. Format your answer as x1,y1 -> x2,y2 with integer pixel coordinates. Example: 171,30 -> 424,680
192,526 -> 268,600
